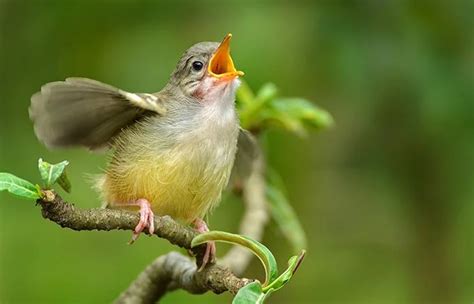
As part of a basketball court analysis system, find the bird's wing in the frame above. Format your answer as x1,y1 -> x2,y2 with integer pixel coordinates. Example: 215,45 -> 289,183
30,77 -> 166,150
230,129 -> 261,185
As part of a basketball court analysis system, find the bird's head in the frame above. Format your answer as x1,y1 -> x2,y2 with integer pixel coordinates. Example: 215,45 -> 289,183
167,34 -> 244,102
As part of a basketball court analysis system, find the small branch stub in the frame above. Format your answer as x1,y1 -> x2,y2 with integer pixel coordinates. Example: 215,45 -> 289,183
41,189 -> 55,202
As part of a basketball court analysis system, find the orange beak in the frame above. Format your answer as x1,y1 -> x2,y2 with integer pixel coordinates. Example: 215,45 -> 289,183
208,33 -> 244,79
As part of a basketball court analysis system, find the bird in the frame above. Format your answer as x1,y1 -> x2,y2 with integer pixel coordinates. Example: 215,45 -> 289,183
29,34 -> 249,267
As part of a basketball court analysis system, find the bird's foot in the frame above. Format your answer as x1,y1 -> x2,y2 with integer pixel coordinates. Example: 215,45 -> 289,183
193,218 -> 216,271
128,198 -> 155,244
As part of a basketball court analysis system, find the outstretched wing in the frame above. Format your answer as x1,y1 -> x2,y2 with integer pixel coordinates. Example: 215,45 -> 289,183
29,77 -> 166,150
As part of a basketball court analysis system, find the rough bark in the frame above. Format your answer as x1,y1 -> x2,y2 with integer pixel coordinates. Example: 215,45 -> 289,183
37,192 -> 250,302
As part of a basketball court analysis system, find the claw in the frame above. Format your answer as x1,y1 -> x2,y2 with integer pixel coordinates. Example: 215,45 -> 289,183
128,198 -> 155,244
193,218 -> 216,271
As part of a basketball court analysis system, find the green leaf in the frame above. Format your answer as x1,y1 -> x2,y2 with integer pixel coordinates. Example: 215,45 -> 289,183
261,108 -> 307,135
262,250 -> 306,293
0,172 -> 42,200
191,231 -> 278,286
232,251 -> 305,303
266,169 -> 307,252
38,159 -> 70,192
233,282 -> 273,304
238,82 -> 279,130
236,81 -> 333,135
268,97 -> 334,133
257,97 -> 333,135
255,83 -> 278,105
56,171 -> 71,193
236,81 -> 256,108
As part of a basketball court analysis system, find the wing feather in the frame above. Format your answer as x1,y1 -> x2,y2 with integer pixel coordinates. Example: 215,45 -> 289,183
30,78 -> 164,150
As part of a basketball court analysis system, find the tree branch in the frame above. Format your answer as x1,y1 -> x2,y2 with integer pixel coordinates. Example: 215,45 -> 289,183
115,252 -> 249,304
37,193 -> 249,301
39,192 -> 195,249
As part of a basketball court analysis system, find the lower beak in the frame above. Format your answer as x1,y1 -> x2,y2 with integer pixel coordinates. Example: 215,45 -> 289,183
208,33 -> 244,79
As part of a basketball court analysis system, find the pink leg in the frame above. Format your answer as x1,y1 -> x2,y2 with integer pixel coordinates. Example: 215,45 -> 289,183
124,198 -> 155,244
193,218 -> 216,270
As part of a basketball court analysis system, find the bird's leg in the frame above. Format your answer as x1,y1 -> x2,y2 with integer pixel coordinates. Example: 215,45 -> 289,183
122,198 -> 155,244
193,218 -> 216,271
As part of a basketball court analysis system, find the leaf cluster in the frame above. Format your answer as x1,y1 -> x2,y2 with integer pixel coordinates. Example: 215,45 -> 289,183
237,81 -> 333,136
0,158 -> 70,199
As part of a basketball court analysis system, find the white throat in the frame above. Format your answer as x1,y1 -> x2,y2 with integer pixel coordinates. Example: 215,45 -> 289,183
200,78 -> 240,122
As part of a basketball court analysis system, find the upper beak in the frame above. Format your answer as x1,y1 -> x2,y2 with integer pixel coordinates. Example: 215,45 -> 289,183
208,33 -> 244,79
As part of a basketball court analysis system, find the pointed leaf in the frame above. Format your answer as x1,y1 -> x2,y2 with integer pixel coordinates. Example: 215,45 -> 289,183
38,159 -> 70,191
262,250 -> 306,292
191,231 -> 278,286
233,251 -> 305,303
57,171 -> 71,193
0,172 -> 42,200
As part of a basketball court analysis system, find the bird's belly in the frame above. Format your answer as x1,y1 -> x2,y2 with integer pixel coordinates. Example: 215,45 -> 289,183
102,144 -> 235,223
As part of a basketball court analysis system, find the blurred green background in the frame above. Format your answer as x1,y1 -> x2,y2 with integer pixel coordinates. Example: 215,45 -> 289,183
1,0 -> 473,303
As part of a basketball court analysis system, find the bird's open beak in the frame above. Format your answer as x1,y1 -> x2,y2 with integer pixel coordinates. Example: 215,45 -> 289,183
208,33 -> 244,79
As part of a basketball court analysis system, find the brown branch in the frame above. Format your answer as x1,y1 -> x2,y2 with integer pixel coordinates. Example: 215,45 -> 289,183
115,252 -> 249,304
115,253 -> 187,304
39,192 -> 195,249
37,192 -> 249,301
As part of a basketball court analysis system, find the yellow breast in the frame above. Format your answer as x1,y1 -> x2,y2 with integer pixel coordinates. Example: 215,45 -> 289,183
100,114 -> 239,223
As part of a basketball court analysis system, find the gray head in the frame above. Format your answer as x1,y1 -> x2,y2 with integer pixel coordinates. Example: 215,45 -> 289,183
165,34 -> 244,101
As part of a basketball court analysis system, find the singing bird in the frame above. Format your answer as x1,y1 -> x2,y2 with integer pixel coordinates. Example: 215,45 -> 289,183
29,34 -> 249,266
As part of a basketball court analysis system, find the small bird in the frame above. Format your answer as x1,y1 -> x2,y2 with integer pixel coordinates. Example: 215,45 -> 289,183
29,34 -> 246,267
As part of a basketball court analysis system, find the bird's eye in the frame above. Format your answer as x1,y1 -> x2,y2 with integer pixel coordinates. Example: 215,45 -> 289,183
192,61 -> 204,71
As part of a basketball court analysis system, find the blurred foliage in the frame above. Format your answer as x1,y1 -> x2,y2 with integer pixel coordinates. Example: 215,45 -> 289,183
1,0 -> 473,303
237,81 -> 333,135
266,169 -> 307,253
237,80 -> 331,255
